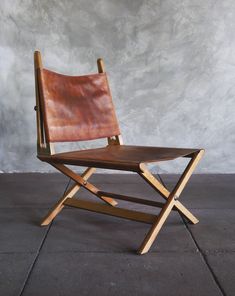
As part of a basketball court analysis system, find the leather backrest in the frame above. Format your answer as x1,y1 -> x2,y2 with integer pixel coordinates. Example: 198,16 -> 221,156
37,68 -> 120,142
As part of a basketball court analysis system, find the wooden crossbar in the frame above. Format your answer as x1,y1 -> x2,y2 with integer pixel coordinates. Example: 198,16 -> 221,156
98,191 -> 177,210
64,198 -> 157,224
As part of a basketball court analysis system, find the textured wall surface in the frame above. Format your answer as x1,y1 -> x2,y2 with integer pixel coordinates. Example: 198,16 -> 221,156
0,0 -> 235,173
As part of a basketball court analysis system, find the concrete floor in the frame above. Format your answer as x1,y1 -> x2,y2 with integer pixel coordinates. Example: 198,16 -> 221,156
0,173 -> 234,296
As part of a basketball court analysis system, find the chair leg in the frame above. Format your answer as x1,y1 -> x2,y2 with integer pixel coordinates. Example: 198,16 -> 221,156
41,167 -> 96,226
174,201 -> 199,224
139,150 -> 204,224
138,150 -> 204,254
141,170 -> 199,224
51,163 -> 118,206
138,196 -> 176,254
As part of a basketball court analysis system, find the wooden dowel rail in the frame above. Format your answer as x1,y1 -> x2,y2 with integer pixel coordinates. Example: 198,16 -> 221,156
98,191 -> 177,210
64,198 -> 157,224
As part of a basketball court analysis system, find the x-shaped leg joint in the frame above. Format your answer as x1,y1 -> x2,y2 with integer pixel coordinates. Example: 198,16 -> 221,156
41,165 -> 117,226
138,149 -> 204,254
41,167 -> 97,225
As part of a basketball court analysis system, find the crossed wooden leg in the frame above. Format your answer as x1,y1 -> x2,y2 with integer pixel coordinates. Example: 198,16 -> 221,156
138,150 -> 204,254
41,164 -> 118,226
139,167 -> 199,224
40,150 -> 204,255
41,167 -> 97,225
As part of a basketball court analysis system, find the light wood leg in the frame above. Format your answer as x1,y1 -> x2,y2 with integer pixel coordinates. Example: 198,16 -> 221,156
138,150 -> 204,254
139,150 -> 204,224
41,167 -> 96,226
51,163 -> 117,206
138,197 -> 175,254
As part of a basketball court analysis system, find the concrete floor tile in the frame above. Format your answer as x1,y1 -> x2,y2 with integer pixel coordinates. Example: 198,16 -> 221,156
22,252 -> 222,296
206,253 -> 235,296
188,209 -> 235,252
0,173 -> 68,208
0,253 -> 35,296
0,208 -> 48,253
165,174 -> 235,209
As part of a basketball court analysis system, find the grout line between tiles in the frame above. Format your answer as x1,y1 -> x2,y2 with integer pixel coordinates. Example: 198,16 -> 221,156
18,222 -> 53,296
1,249 -> 235,255
38,249 -> 198,255
180,214 -> 227,296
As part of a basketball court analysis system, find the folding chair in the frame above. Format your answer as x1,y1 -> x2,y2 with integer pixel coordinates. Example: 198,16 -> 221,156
34,51 -> 204,254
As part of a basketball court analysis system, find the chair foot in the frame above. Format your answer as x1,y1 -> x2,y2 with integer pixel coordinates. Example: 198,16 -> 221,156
40,204 -> 64,226
137,248 -> 148,255
107,199 -> 118,207
176,205 -> 199,224
189,218 -> 199,225
181,212 -> 199,225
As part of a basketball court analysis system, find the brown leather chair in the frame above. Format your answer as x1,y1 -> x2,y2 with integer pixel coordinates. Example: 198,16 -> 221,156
34,51 -> 204,254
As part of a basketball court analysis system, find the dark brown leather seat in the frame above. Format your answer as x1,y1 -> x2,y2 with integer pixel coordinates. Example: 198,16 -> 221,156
38,145 -> 199,172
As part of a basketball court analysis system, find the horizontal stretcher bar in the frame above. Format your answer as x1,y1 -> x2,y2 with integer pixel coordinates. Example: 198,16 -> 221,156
64,198 -> 157,224
98,191 -> 177,210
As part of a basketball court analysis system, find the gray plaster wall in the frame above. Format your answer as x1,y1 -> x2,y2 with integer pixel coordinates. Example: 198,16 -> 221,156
0,0 -> 235,173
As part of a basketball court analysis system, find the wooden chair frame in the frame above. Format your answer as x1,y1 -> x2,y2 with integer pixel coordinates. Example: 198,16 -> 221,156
34,51 -> 204,254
